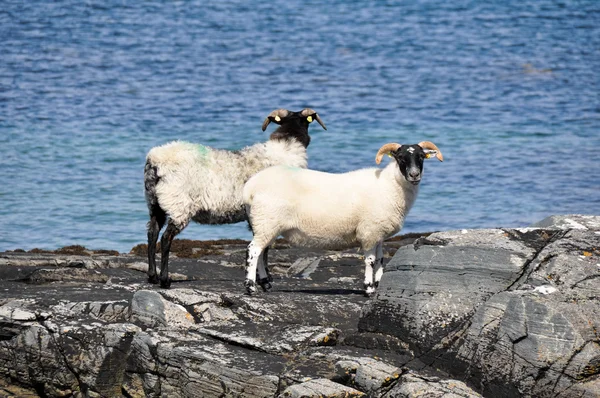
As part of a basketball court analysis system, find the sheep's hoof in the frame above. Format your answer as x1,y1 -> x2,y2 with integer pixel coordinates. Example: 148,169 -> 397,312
258,278 -> 272,292
148,274 -> 159,284
244,279 -> 257,295
160,278 -> 172,289
255,272 -> 273,282
364,283 -> 376,297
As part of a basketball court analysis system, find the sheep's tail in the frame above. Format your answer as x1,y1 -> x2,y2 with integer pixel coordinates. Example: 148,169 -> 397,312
144,160 -> 166,229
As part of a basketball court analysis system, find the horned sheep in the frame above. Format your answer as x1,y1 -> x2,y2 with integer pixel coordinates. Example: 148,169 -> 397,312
242,141 -> 443,295
144,108 -> 326,288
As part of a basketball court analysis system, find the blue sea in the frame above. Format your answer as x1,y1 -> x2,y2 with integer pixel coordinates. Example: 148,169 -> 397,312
1,0 -> 599,253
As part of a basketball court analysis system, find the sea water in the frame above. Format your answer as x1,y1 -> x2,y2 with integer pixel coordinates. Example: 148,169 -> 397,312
1,0 -> 599,252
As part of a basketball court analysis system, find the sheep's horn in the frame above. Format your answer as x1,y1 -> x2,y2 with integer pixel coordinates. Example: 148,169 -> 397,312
418,141 -> 444,161
261,109 -> 290,131
301,108 -> 327,130
375,143 -> 402,165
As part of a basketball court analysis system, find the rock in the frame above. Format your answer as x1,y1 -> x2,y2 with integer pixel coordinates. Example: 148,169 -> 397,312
0,301 -> 37,322
0,251 -> 127,269
51,300 -> 130,323
0,217 -> 598,397
383,372 -> 482,397
529,214 -> 600,230
334,356 -> 401,394
359,217 -> 600,397
280,378 -> 365,397
287,257 -> 321,278
360,228 -> 545,354
0,236 -> 384,397
129,290 -> 195,328
23,268 -> 110,284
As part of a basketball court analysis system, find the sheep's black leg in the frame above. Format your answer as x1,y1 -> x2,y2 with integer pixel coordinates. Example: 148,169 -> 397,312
159,221 -> 180,289
258,247 -> 272,292
147,204 -> 166,284
147,217 -> 160,284
373,241 -> 384,289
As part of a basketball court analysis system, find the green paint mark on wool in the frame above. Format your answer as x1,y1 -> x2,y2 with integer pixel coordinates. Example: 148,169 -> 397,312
196,144 -> 210,157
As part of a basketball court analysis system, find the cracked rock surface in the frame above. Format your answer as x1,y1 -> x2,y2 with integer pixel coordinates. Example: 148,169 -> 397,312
360,215 -> 600,397
0,215 -> 598,397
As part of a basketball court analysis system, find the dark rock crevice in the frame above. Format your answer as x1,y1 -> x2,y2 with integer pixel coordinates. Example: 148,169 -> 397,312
504,229 -> 569,291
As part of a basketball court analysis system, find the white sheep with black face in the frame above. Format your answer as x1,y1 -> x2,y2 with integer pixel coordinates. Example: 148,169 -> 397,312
242,141 -> 443,296
144,108 -> 326,288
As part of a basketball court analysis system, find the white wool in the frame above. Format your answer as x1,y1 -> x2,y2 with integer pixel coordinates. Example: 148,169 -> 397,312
147,139 -> 307,228
243,161 -> 419,251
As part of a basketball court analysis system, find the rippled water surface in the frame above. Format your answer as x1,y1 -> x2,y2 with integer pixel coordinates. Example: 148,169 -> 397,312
1,0 -> 599,252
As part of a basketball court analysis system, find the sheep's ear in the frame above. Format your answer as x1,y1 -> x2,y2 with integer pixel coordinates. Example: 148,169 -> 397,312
301,108 -> 327,130
418,141 -> 443,161
262,109 -> 289,131
375,143 -> 402,165
424,150 -> 439,160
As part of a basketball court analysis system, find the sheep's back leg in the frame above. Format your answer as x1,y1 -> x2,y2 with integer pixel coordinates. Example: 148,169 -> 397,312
257,247 -> 272,292
373,241 -> 384,288
363,246 -> 378,297
159,221 -> 181,289
145,161 -> 166,285
147,210 -> 166,284
244,241 -> 264,294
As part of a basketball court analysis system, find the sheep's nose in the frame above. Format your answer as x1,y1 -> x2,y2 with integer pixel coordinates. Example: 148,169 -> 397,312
409,170 -> 420,179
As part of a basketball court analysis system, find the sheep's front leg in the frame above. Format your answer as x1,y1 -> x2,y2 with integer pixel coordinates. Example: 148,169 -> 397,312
256,247 -> 273,292
245,241 -> 263,294
147,215 -> 162,284
363,246 -> 378,297
373,241 -> 384,289
159,221 -> 180,289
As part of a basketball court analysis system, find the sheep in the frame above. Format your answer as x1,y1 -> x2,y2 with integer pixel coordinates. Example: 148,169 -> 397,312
144,108 -> 326,288
242,141 -> 443,296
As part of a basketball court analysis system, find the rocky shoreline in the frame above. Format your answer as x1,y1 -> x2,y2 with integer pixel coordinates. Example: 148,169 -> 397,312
0,215 -> 598,397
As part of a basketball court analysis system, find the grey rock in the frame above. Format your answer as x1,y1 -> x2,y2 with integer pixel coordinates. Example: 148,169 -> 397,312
360,228 -> 543,354
280,378 -> 365,397
360,216 -> 600,397
287,257 -> 322,278
129,289 -> 167,327
383,372 -> 482,398
50,300 -> 130,323
0,301 -> 37,322
1,216 -> 597,397
129,290 -> 194,329
24,267 -> 110,284
529,214 -> 600,230
334,356 -> 401,394
0,237 -> 400,397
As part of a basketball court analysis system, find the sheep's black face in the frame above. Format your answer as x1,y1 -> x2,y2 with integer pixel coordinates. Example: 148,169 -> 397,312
392,145 -> 426,185
276,111 -> 312,130
265,109 -> 326,149
269,113 -> 312,147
